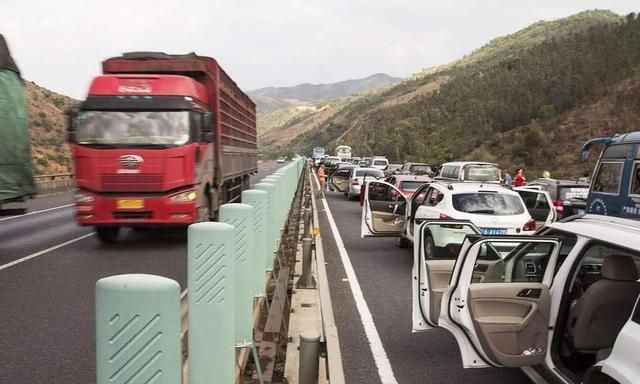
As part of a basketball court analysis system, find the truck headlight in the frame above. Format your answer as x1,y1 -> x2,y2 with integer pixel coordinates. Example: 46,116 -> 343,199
170,190 -> 197,203
75,192 -> 94,203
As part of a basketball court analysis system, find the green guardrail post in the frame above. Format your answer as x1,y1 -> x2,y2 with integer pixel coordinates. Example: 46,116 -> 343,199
263,175 -> 284,224
188,222 -> 236,384
254,182 -> 277,271
241,189 -> 269,296
96,274 -> 181,384
219,203 -> 255,347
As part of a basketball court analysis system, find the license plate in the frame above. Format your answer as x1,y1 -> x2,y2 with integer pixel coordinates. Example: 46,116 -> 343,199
481,228 -> 507,235
117,199 -> 144,209
577,209 -> 585,215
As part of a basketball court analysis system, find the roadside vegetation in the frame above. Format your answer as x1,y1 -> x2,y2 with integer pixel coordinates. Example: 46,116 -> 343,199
265,10 -> 640,178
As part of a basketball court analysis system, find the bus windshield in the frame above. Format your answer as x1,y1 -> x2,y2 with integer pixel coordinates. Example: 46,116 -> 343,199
76,111 -> 191,146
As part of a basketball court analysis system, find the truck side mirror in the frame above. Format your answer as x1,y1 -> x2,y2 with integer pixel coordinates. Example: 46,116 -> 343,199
65,108 -> 79,143
202,111 -> 214,142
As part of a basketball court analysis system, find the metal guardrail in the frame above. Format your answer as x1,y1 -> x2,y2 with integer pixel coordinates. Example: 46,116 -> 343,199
33,173 -> 74,195
309,167 -> 346,383
94,158 -> 308,384
33,173 -> 74,181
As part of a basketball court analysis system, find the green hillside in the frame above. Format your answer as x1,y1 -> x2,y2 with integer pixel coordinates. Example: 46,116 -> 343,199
276,10 -> 639,177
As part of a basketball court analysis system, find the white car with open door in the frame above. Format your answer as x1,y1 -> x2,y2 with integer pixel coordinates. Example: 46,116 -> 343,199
361,180 -> 557,248
410,214 -> 640,384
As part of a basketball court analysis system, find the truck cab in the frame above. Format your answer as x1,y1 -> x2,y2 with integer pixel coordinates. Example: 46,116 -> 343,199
68,53 -> 257,242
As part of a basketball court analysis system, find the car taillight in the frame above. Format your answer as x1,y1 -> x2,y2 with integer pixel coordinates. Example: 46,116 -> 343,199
523,219 -> 536,231
439,213 -> 452,220
553,200 -> 564,218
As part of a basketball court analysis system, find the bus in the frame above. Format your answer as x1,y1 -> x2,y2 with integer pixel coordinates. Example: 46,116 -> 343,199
312,147 -> 325,160
335,145 -> 352,159
580,131 -> 640,219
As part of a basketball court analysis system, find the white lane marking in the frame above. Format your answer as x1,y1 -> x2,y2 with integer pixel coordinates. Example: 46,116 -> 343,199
0,203 -> 74,222
313,171 -> 399,384
0,232 -> 95,271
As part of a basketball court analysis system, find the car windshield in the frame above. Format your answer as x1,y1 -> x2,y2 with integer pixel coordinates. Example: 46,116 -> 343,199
373,160 -> 388,166
463,165 -> 500,182
559,186 -> 588,200
355,169 -> 384,178
76,111 -> 190,145
400,181 -> 427,190
452,192 -> 525,215
410,165 -> 431,173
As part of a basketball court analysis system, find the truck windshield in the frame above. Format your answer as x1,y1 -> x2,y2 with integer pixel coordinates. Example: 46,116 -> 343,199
76,111 -> 190,146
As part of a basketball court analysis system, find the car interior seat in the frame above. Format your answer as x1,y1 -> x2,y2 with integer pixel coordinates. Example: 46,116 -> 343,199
568,255 -> 640,353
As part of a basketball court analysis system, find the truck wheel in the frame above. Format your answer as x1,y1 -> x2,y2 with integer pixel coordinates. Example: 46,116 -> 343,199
198,195 -> 211,222
397,236 -> 410,248
96,227 -> 120,243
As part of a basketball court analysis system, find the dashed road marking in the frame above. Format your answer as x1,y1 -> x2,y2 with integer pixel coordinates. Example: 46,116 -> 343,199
0,203 -> 74,222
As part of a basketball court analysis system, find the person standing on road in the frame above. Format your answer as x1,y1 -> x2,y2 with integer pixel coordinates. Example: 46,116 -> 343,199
513,168 -> 526,187
317,164 -> 326,198
501,169 -> 512,185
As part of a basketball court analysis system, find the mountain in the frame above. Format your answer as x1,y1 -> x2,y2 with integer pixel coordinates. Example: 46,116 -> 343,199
263,10 -> 640,178
249,73 -> 402,116
25,81 -> 77,175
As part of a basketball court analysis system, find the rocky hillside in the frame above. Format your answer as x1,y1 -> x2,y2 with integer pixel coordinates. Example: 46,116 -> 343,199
25,81 -> 77,175
265,10 -> 640,178
250,73 -> 401,116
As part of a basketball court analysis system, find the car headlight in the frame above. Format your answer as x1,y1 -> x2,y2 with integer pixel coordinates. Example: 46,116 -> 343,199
170,190 -> 197,203
75,192 -> 94,203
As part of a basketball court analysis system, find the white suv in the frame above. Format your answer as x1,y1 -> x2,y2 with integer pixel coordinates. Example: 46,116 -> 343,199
360,180 -> 556,248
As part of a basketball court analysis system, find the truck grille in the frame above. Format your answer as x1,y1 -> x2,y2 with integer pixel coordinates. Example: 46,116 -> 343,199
101,174 -> 163,192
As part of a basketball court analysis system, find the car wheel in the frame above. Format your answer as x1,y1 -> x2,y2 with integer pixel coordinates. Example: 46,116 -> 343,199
96,227 -> 120,243
424,234 -> 435,259
396,236 -> 410,248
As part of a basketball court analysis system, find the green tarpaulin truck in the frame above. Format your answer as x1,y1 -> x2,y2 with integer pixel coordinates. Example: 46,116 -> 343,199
0,34 -> 36,214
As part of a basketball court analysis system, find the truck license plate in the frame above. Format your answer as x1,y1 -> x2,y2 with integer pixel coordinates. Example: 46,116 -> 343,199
117,199 -> 144,209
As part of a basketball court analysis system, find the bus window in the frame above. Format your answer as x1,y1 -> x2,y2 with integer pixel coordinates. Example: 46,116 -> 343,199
593,162 -> 623,194
602,144 -> 630,159
630,163 -> 640,196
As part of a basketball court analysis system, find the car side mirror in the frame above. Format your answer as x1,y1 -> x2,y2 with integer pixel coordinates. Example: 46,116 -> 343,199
65,108 -> 79,143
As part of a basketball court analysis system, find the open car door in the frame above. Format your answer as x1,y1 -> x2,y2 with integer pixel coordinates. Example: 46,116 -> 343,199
361,180 -> 408,237
412,220 -> 480,331
515,188 -> 557,228
439,235 -> 561,368
330,169 -> 351,193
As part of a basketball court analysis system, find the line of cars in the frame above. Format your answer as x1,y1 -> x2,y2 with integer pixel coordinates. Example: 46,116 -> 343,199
352,151 -> 639,383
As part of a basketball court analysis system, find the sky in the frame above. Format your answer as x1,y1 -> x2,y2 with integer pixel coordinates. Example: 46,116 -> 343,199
1,1 -> 637,99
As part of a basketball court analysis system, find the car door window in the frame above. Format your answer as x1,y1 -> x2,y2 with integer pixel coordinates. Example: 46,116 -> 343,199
593,162 -> 623,194
423,187 -> 444,207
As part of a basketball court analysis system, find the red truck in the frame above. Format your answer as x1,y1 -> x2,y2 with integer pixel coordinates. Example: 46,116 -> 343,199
67,52 -> 257,242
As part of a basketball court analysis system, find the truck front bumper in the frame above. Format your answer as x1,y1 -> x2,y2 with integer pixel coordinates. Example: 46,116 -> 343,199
74,190 -> 197,226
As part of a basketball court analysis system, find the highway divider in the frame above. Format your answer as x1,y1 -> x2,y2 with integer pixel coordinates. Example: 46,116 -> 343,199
33,173 -> 74,195
94,158 -> 306,384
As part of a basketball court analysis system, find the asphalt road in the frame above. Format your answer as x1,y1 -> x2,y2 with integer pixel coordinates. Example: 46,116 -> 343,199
318,188 -> 532,384
0,161 -> 282,384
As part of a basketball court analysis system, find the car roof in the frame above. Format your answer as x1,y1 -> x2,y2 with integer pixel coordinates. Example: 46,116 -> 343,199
393,175 -> 431,181
354,167 -> 383,172
440,161 -> 498,167
430,181 -> 517,194
528,178 -> 589,186
548,215 -> 640,251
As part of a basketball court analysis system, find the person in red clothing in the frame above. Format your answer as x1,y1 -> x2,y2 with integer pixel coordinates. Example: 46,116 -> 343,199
317,164 -> 326,198
513,168 -> 526,187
